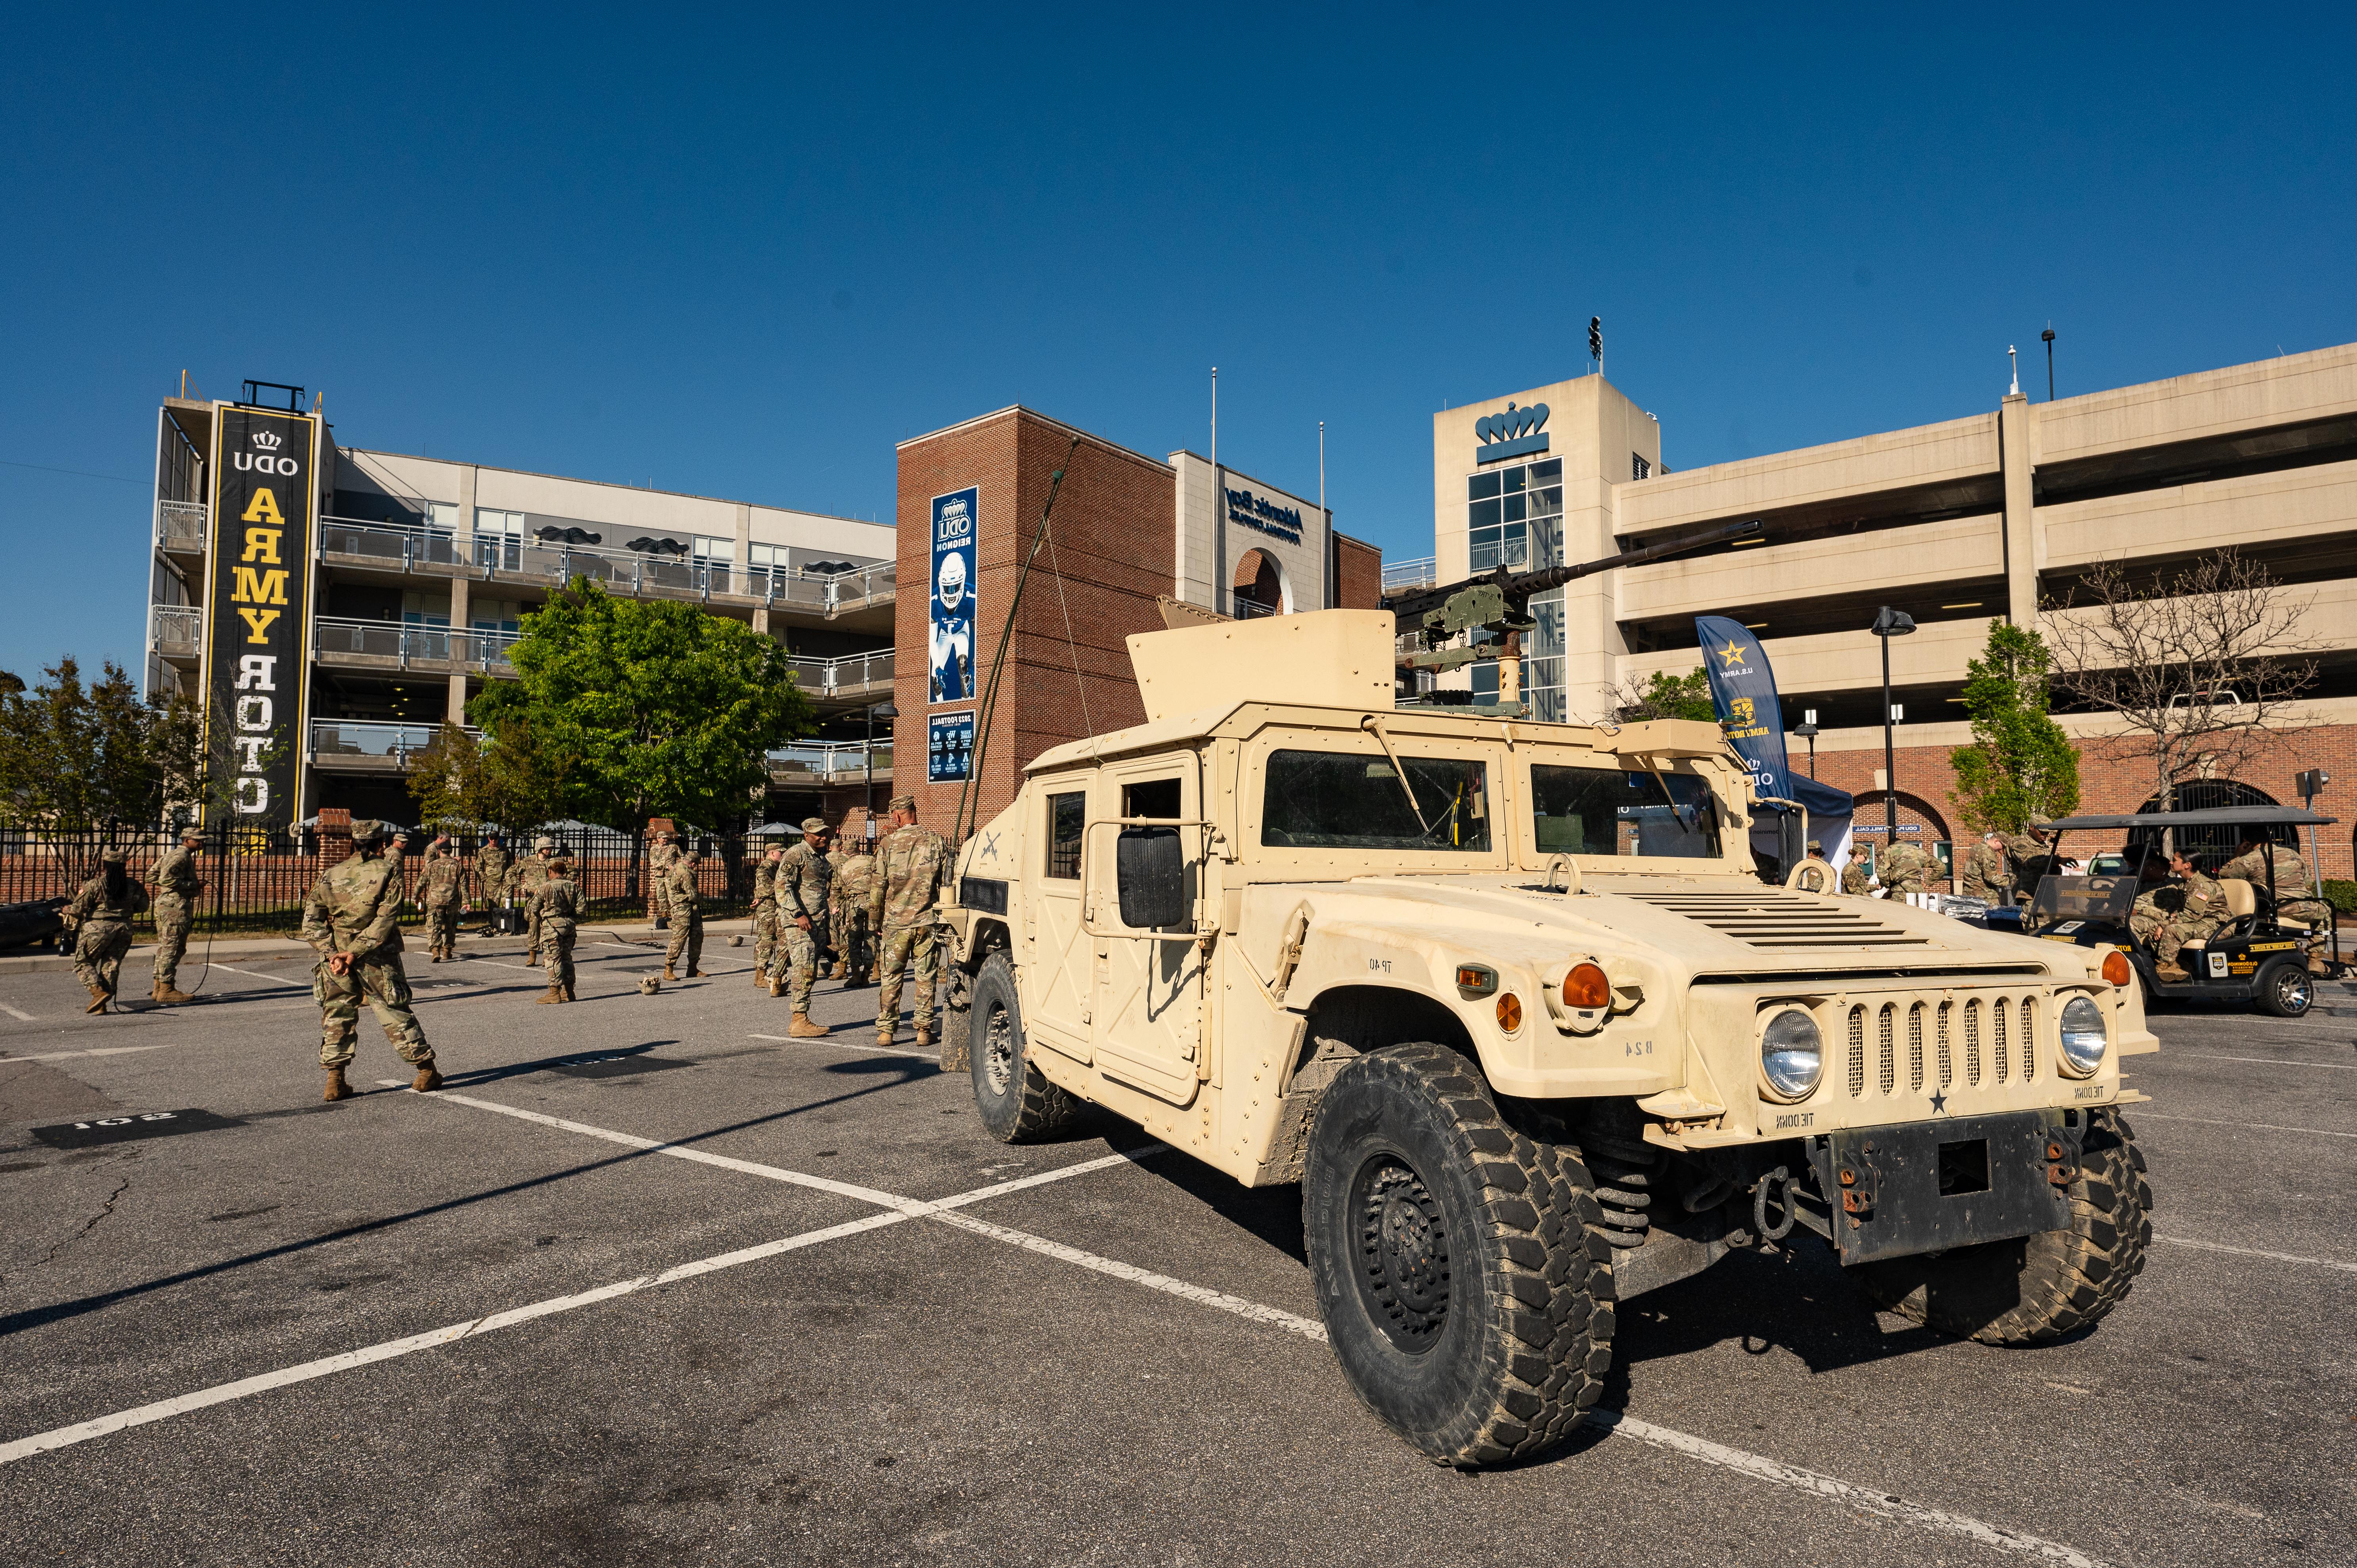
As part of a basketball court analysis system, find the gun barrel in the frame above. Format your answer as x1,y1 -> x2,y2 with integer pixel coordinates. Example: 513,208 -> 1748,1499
1383,517 -> 1762,620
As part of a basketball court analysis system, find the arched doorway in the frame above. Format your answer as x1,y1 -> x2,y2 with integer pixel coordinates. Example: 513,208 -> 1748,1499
2127,779 -> 2292,864
1850,790 -> 1955,885
1233,549 -> 1289,619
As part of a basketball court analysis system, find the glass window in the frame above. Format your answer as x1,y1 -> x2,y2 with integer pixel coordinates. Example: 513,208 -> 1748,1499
1503,493 -> 1526,523
1530,765 -> 1723,858
1468,461 -> 1561,578
1530,459 -> 1562,482
1631,454 -> 1654,481
1501,467 -> 1526,494
1046,791 -> 1084,879
1262,750 -> 1490,852
1469,498 -> 1501,528
1468,473 -> 1501,501
425,502 -> 459,532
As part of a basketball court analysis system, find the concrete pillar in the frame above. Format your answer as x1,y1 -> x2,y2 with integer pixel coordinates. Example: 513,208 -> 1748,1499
734,502 -> 752,597
2000,393 -> 2036,625
449,466 -> 478,724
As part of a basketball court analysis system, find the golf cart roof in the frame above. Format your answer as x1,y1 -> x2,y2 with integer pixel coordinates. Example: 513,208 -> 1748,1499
2044,807 -> 2337,830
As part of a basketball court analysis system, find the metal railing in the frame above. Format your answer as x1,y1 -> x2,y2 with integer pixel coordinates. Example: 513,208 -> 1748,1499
157,500 -> 207,550
752,560 -> 898,615
312,617 -> 521,670
151,605 -> 202,655
310,719 -> 478,764
783,647 -> 896,699
765,741 -> 892,784
1382,556 -> 1438,592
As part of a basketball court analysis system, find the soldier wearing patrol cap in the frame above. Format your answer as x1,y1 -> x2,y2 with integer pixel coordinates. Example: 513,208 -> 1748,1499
770,817 -> 832,1034
66,847 -> 150,1013
871,794 -> 950,1048
514,835 -> 555,964
301,819 -> 440,1102
147,827 -> 206,1003
664,843 -> 707,979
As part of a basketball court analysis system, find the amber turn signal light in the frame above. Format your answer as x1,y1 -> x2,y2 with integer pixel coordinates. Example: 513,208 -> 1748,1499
1563,961 -> 1611,1010
2100,949 -> 2131,988
1495,993 -> 1523,1032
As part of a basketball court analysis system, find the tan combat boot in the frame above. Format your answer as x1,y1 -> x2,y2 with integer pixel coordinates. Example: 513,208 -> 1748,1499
788,1013 -> 827,1039
768,974 -> 784,998
525,950 -> 541,967
915,1025 -> 933,1050
412,1061 -> 444,1093
876,1025 -> 895,1047
663,965 -> 678,981
84,984 -> 107,1015
157,983 -> 194,1005
2155,961 -> 2190,982
323,1068 -> 353,1102
536,982 -> 563,1005
831,961 -> 847,980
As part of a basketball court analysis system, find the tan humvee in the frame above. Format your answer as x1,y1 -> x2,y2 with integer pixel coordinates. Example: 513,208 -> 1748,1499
938,610 -> 2156,1467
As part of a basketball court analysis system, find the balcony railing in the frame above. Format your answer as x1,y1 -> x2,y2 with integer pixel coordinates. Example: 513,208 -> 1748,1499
311,616 -> 523,671
783,647 -> 896,699
157,500 -> 207,551
1382,556 -> 1438,593
310,720 -> 478,765
150,605 -> 201,655
766,741 -> 892,784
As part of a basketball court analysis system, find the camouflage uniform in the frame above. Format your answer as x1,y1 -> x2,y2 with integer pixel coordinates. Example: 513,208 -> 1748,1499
750,854 -> 782,986
664,856 -> 704,975
473,841 -> 511,930
1878,842 -> 1933,896
147,838 -> 203,994
537,863 -> 584,999
831,849 -> 880,985
648,835 -> 678,923
825,847 -> 851,978
513,842 -> 553,962
772,829 -> 833,1007
2131,870 -> 2227,968
871,804 -> 950,1040
67,856 -> 149,1009
1957,839 -> 2011,904
1840,860 -> 1871,896
300,824 -> 435,1073
419,850 -> 466,960
2219,844 -> 2333,931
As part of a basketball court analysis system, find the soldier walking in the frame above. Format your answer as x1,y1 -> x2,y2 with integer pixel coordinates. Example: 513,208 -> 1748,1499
870,795 -> 949,1048
473,833 -> 511,934
648,830 -> 679,928
515,836 -> 554,965
67,848 -> 149,1014
147,827 -> 205,1004
751,844 -> 784,989
536,848 -> 583,1003
831,839 -> 880,986
302,819 -> 441,1101
419,834 -> 465,961
770,819 -> 832,1036
663,846 -> 705,979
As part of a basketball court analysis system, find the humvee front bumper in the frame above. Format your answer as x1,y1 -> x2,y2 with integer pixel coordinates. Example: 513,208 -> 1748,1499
1802,1109 -> 2078,1266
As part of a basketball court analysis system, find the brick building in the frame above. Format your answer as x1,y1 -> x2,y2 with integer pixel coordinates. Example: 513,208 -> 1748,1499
892,406 -> 1383,831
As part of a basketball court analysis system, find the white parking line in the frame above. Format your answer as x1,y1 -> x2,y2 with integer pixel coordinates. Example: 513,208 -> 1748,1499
2163,1051 -> 2357,1071
2137,1112 -> 2357,1140
750,1032 -> 929,1058
205,964 -> 306,986
0,1002 -> 36,1022
2152,1233 -> 2357,1273
1,1043 -> 172,1064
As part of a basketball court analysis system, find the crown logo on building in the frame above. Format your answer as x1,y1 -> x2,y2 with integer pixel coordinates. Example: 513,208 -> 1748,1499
1474,402 -> 1548,446
251,431 -> 282,450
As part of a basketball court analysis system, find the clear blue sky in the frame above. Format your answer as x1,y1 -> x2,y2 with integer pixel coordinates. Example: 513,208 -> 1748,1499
4,3 -> 2352,687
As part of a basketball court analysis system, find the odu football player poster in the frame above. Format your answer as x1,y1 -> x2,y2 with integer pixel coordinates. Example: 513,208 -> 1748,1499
930,486 -> 978,704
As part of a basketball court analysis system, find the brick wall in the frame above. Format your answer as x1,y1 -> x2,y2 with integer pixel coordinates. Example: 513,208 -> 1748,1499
1333,531 -> 1383,610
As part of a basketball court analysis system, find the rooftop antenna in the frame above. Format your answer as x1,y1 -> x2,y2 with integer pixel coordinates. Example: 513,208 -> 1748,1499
2008,345 -> 2020,397
1210,366 -> 1218,471
1319,419 -> 1327,607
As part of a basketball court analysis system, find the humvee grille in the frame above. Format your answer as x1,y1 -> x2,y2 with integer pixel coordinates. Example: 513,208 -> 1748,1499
1627,891 -> 1930,950
1840,991 -> 2046,1103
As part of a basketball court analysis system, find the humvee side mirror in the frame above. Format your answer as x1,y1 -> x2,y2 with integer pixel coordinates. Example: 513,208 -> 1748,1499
1116,826 -> 1188,930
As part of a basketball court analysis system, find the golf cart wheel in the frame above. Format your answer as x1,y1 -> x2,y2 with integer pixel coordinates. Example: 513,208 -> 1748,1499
967,953 -> 1078,1142
1303,1042 -> 1614,1467
2257,959 -> 2313,1018
1851,1109 -> 2151,1346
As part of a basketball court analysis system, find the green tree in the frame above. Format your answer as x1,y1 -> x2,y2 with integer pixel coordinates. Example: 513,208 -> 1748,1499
465,580 -> 814,834
0,658 -> 207,825
407,714 -> 574,832
1948,622 -> 2081,834
1609,667 -> 1717,724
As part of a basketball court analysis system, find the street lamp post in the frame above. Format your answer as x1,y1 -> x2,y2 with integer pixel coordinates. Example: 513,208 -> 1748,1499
865,699 -> 897,831
1795,710 -> 1819,781
2042,326 -> 2056,401
1870,607 -> 1917,842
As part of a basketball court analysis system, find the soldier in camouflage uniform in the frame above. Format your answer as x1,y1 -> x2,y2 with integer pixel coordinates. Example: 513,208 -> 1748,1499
67,848 -> 149,1014
871,795 -> 950,1047
147,827 -> 205,1004
473,833 -> 511,934
536,849 -> 584,1003
751,845 -> 784,989
2131,849 -> 2227,981
302,819 -> 440,1102
514,836 -> 554,965
770,819 -> 832,1036
824,838 -> 852,980
1840,852 -> 1872,896
648,830 -> 679,928
1878,840 -> 1933,896
831,840 -> 880,987
1957,831 -> 2012,904
663,848 -> 705,979
419,834 -> 466,961
2220,836 -> 2334,971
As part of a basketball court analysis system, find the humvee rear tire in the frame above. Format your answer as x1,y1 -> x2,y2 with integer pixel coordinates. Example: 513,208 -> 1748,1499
1303,1042 -> 1614,1467
1851,1109 -> 2152,1346
2257,959 -> 2313,1018
968,953 -> 1079,1143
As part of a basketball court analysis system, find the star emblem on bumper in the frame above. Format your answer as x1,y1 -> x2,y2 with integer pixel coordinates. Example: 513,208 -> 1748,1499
1929,1089 -> 1949,1113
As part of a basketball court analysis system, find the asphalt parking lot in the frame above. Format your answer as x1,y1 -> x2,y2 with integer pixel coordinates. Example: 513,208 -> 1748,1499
0,934 -> 2351,1567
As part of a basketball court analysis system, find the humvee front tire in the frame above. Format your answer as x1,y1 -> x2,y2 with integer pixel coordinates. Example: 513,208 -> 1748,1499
968,953 -> 1080,1142
1304,1042 -> 1614,1467
1851,1108 -> 2152,1345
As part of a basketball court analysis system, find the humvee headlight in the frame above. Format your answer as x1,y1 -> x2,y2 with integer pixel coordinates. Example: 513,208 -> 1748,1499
1759,1009 -> 1823,1101
2058,995 -> 2108,1077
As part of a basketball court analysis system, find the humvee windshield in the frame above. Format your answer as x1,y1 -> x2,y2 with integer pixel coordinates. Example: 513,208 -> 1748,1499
1262,750 -> 1491,851
1532,765 -> 1722,858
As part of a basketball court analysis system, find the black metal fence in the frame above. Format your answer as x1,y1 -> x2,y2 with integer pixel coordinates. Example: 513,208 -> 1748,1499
0,821 -> 758,938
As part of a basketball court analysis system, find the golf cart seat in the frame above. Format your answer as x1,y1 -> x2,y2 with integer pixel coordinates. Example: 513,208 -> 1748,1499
2220,880 -> 2258,919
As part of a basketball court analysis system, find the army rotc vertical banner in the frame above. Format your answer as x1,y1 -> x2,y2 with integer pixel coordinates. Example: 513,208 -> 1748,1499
929,486 -> 977,703
1694,614 -> 1793,804
200,406 -> 318,826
